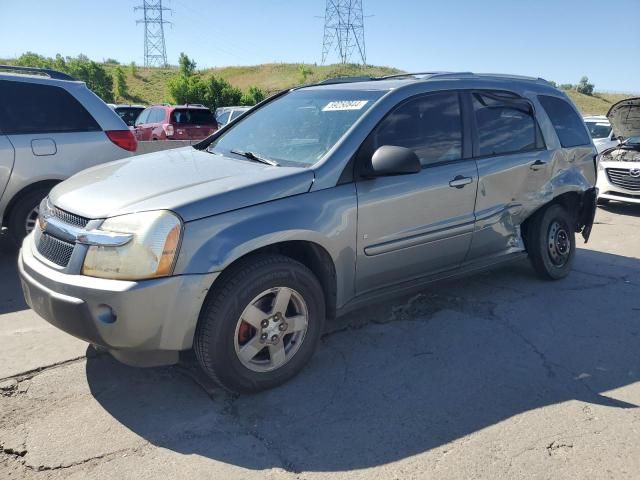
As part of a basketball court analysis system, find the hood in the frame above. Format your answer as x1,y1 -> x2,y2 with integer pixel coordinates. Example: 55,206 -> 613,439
607,97 -> 640,139
50,147 -> 315,222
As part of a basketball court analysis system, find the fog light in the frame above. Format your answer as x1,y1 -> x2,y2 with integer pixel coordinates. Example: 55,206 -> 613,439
96,304 -> 117,324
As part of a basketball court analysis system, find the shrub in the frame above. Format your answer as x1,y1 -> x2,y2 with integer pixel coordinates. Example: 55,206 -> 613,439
576,76 -> 594,96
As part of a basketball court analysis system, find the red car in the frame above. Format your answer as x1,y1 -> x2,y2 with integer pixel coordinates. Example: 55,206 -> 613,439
134,104 -> 218,141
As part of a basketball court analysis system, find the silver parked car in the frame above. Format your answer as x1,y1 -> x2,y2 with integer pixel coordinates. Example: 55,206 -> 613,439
0,65 -> 137,244
19,72 -> 597,393
215,106 -> 251,127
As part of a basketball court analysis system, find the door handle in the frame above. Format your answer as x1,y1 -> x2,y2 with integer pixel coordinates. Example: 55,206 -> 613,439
449,175 -> 473,189
530,159 -> 547,171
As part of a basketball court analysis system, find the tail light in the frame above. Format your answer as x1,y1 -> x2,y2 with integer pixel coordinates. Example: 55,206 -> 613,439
163,124 -> 175,137
105,130 -> 137,152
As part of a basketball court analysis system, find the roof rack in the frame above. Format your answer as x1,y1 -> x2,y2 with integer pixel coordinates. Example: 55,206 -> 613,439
0,64 -> 76,81
378,72 -> 455,80
318,76 -> 374,85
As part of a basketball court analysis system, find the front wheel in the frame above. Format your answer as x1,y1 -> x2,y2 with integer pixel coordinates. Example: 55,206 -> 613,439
194,254 -> 325,393
526,204 -> 576,280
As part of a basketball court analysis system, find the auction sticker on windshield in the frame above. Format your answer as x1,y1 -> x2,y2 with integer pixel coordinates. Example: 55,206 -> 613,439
322,100 -> 369,111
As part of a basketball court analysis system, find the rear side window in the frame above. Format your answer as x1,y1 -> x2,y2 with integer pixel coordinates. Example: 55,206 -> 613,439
0,80 -> 100,135
472,91 -> 540,157
216,111 -> 230,125
229,110 -> 244,121
171,108 -> 216,125
538,95 -> 591,147
374,91 -> 463,166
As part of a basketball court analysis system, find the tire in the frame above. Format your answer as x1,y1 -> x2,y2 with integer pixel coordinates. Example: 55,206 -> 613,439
194,254 -> 326,393
526,203 -> 576,280
7,187 -> 50,246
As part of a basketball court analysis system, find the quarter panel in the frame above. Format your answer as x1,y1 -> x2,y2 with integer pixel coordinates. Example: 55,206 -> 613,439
174,185 -> 358,309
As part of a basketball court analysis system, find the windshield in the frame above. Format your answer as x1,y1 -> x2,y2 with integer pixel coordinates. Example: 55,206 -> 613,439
208,88 -> 385,166
171,108 -> 216,125
585,121 -> 611,139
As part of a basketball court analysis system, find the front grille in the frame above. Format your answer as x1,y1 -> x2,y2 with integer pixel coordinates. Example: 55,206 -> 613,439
50,205 -> 89,228
606,168 -> 640,192
35,231 -> 75,267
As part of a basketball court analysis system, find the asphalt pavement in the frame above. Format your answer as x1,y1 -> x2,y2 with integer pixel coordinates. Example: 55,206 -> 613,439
1,203 -> 639,479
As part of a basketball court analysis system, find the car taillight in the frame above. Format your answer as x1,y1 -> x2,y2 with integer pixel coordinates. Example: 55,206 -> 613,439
163,123 -> 175,136
105,130 -> 137,152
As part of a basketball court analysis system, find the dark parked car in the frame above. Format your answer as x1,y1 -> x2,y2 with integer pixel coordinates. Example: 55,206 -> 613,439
108,104 -> 146,127
134,104 -> 218,141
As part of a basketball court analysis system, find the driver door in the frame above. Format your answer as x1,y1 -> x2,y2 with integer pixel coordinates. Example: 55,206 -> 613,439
355,91 -> 478,294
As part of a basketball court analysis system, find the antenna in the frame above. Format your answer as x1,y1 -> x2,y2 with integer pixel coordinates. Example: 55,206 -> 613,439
321,0 -> 367,65
135,0 -> 171,67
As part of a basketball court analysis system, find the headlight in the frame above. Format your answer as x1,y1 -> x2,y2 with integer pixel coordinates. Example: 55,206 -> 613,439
82,210 -> 182,280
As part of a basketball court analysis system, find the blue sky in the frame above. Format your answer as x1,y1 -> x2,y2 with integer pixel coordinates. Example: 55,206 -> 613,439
1,0 -> 638,92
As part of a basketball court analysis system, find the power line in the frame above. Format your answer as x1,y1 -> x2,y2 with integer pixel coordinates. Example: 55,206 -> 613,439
135,0 -> 171,67
321,0 -> 366,65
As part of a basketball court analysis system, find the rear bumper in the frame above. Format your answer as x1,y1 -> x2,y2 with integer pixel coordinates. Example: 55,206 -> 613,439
19,240 -> 218,365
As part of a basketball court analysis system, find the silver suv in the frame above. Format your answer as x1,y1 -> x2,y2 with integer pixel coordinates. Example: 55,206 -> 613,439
0,65 -> 137,244
19,72 -> 597,393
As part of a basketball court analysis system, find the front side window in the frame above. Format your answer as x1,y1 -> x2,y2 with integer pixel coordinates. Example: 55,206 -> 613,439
473,91 -> 539,157
216,111 -> 230,125
209,89 -> 384,167
135,108 -> 150,126
372,91 -> 463,166
0,80 -> 100,135
538,95 -> 591,148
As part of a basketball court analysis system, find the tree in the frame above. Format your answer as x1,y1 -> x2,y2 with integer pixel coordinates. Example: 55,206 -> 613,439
15,52 -> 114,103
240,86 -> 266,106
576,76 -> 594,96
204,76 -> 242,111
168,53 -> 207,105
178,52 -> 197,77
113,66 -> 129,100
168,74 -> 207,105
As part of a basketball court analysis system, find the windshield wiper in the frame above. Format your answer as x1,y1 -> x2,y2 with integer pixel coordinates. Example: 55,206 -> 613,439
230,149 -> 279,166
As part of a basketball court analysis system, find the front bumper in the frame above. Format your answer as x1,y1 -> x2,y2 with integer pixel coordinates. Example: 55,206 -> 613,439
19,237 -> 218,365
597,161 -> 640,204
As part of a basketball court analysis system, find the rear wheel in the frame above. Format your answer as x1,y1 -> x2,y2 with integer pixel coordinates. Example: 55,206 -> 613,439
526,203 -> 576,280
194,254 -> 325,393
7,187 -> 50,246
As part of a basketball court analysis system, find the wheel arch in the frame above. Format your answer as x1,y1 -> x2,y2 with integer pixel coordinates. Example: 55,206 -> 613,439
1,179 -> 60,228
521,188 -> 596,244
206,240 -> 338,322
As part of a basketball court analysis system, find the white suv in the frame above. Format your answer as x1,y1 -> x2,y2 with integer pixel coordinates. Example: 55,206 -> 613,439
0,65 -> 137,244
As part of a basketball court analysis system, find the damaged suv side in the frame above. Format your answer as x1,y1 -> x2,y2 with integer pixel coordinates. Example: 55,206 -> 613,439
19,73 -> 597,393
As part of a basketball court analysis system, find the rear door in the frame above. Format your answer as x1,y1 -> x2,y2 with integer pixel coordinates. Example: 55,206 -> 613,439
465,90 -> 550,260
355,91 -> 478,294
0,134 -> 15,202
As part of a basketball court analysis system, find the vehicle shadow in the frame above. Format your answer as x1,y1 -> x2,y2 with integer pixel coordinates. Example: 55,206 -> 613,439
85,249 -> 640,472
598,201 -> 640,217
0,237 -> 27,314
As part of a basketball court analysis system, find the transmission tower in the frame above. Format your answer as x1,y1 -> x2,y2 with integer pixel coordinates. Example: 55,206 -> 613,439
135,0 -> 171,67
321,0 -> 366,65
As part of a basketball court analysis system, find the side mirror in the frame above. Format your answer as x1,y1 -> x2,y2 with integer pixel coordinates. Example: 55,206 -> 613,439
370,146 -> 421,176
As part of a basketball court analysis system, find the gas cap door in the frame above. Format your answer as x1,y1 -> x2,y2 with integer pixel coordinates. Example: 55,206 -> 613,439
31,138 -> 57,156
